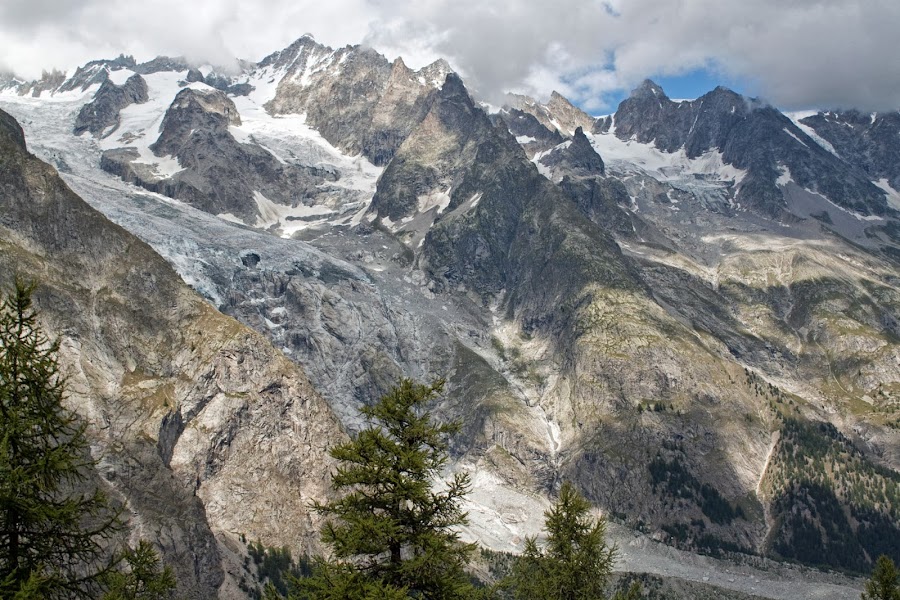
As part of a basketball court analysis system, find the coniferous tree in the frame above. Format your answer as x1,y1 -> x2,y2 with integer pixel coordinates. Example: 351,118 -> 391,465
862,555 -> 900,600
0,279 -> 119,599
287,379 -> 476,600
508,481 -> 637,600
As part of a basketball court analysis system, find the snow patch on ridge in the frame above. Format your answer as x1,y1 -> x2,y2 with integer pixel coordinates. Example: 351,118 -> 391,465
229,91 -> 382,204
874,179 -> 900,211
782,128 -> 809,149
131,146 -> 184,178
107,68 -> 135,86
776,165 -> 792,187
787,111 -> 840,156
417,187 -> 452,214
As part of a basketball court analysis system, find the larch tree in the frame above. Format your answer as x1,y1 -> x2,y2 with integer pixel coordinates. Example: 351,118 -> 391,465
862,555 -> 900,600
287,378 -> 477,600
508,481 -> 639,600
0,279 -> 119,599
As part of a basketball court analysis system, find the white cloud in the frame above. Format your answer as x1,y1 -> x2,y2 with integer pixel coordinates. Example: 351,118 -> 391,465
1,0 -> 898,111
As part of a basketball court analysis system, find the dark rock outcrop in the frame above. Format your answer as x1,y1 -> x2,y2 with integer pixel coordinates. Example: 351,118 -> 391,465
801,110 -> 900,191
101,87 -> 333,221
539,127 -> 605,176
373,73 -> 639,322
73,74 -> 149,137
202,72 -> 254,96
491,107 -> 565,158
133,55 -> 191,75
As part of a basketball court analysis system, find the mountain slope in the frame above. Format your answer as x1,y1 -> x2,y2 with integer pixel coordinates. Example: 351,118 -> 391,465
0,108 -> 343,598
2,39 -> 899,588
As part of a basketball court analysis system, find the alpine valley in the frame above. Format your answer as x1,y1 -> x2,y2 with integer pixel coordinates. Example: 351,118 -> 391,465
1,34 -> 899,599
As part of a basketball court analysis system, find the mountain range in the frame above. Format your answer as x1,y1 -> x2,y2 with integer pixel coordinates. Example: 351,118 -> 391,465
2,34 -> 899,599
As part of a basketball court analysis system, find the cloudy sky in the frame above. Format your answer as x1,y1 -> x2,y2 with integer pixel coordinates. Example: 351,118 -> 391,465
1,0 -> 898,113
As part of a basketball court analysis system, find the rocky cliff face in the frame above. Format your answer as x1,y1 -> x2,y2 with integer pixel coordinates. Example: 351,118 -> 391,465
535,126 -> 650,241
264,35 -> 451,165
368,74 -> 495,230
800,110 -> 900,192
0,109 -> 343,598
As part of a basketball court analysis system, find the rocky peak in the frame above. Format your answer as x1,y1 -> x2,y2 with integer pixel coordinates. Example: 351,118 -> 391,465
438,72 -> 470,102
153,88 -> 241,157
57,54 -> 138,93
390,56 -> 414,77
610,79 -> 892,218
368,69 -> 498,226
697,86 -> 751,116
57,62 -> 110,94
501,91 -> 593,138
616,82 -> 752,153
538,126 -> 605,178
0,72 -> 24,93
264,39 -> 456,165
74,74 -> 149,138
546,91 -> 596,135
149,87 -> 241,160
18,69 -> 66,98
679,86 -> 750,157
548,90 -> 568,103
417,58 -> 454,89
613,80 -> 684,151
631,78 -> 669,100
570,126 -> 605,171
258,35 -> 358,87
503,92 -> 540,109
503,93 -> 553,127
